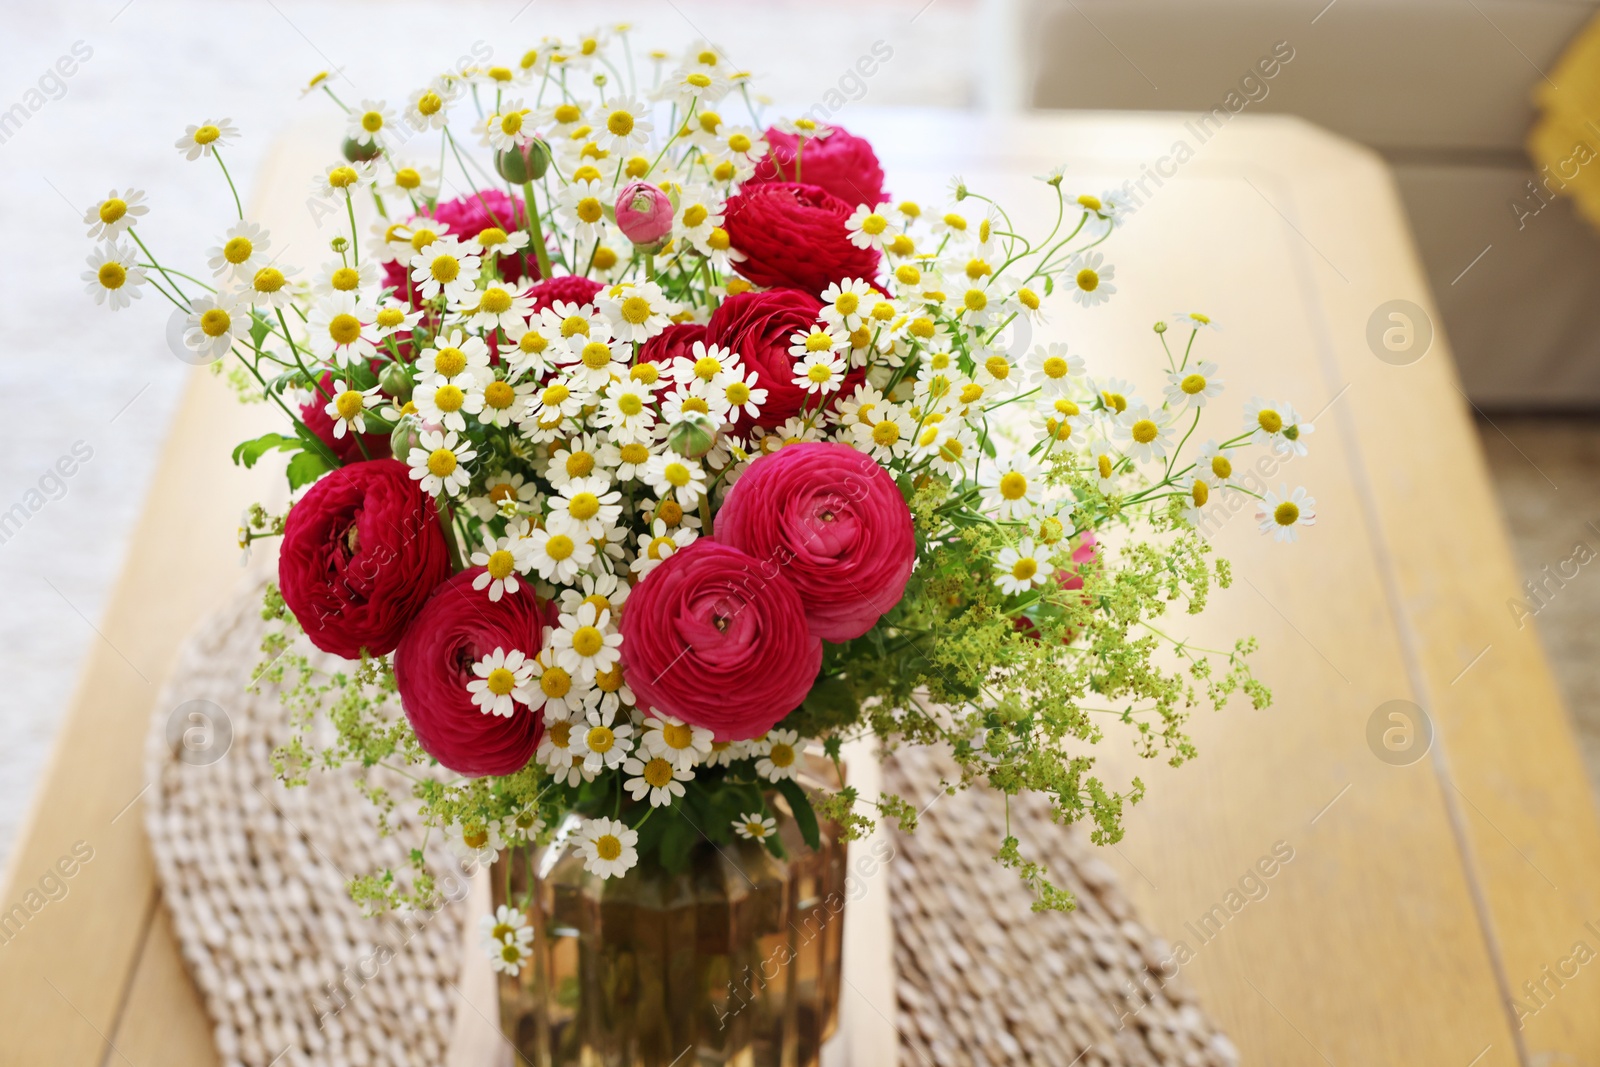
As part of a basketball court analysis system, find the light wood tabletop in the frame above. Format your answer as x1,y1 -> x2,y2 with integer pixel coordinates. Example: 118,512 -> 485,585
2,108 -> 1597,1066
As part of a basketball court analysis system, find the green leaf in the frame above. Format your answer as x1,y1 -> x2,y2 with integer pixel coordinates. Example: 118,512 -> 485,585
286,449 -> 333,491
659,811 -> 698,874
248,312 -> 272,349
777,779 -> 820,851
232,432 -> 299,469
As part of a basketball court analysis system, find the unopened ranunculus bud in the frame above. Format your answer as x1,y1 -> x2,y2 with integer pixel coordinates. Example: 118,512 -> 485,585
378,361 -> 414,402
342,136 -> 383,163
666,411 -> 718,460
615,180 -> 674,247
495,138 -> 551,183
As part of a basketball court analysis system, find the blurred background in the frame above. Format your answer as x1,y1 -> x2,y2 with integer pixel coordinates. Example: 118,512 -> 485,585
3,0 -> 1599,874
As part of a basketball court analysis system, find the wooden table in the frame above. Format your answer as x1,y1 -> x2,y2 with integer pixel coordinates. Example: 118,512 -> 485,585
4,108 -> 1599,1066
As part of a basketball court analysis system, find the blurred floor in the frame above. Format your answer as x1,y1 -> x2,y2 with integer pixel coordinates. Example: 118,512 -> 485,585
1477,414 -> 1600,806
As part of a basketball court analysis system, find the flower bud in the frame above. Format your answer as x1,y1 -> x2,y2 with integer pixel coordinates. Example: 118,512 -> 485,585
495,139 -> 551,183
378,361 -> 414,402
666,411 -> 718,460
615,180 -> 674,247
342,136 -> 383,163
389,414 -> 421,459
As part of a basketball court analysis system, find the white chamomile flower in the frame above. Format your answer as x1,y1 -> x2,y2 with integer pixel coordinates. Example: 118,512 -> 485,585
844,203 -> 898,252
558,179 -> 609,245
481,905 -> 535,976
972,347 -> 1021,394
1037,396 -> 1090,447
546,434 -> 616,489
576,711 -> 634,773
660,378 -> 727,426
913,421 -> 977,478
1117,404 -> 1173,464
405,80 -> 455,131
312,256 -> 378,299
408,428 -> 476,496
578,817 -> 638,879
640,714 -> 713,772
323,379 -> 380,438
1095,377 -> 1137,418
1258,485 -> 1317,543
482,101 -> 534,151
181,292 -> 238,360
410,236 -> 481,303
445,819 -> 505,864
980,459 -> 1044,521
346,99 -> 396,147
623,755 -> 692,807
1272,403 -> 1315,458
525,378 -> 591,438
1068,251 -> 1116,307
562,336 -> 631,391
482,377 -> 534,430
548,476 -> 623,540
524,650 -> 593,723
704,740 -> 744,768
597,96 -> 653,153
414,376 -> 485,433
1174,312 -> 1220,331
598,281 -> 679,345
598,378 -> 659,441
794,349 -> 848,395
307,293 -> 378,365
1245,397 -> 1294,450
818,278 -> 876,334
551,603 -> 623,679
175,118 -> 238,160
754,729 -> 802,783
504,322 -> 559,380
84,189 -> 148,240
931,208 -> 971,240
467,647 -> 533,717
471,533 -> 532,601
316,160 -> 375,201
455,282 -> 533,334
717,367 -> 766,425
612,435 -> 656,479
630,519 -> 699,579
382,161 -> 441,203
241,262 -> 300,309
995,538 -> 1054,596
83,242 -> 146,310
642,451 -> 707,507
1180,473 -> 1214,526
1196,440 -> 1237,485
472,472 -> 541,520
674,195 -> 725,256
1164,361 -> 1225,411
734,813 -> 777,841
1025,343 -> 1085,396
663,66 -> 728,110
522,524 -> 597,584
852,404 -> 915,462
418,330 -> 492,386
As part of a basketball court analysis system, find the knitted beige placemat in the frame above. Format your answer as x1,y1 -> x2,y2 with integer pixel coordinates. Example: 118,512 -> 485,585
145,582 -> 469,1067
146,585 -> 1234,1066
884,748 -> 1239,1067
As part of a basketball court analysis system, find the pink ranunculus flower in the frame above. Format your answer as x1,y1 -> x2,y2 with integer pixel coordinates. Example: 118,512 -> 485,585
615,181 -> 674,246
715,441 -> 915,642
619,539 -> 821,741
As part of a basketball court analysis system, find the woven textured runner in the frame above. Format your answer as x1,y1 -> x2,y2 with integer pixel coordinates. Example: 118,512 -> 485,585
146,586 -> 1234,1066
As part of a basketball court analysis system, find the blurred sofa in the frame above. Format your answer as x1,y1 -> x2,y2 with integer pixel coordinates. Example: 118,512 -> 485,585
1024,0 -> 1600,408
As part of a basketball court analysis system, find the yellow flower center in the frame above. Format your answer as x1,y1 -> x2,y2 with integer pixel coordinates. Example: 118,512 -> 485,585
486,666 -> 517,695
331,267 -> 360,291
594,246 -> 619,269
197,308 -> 230,338
1102,391 -> 1126,413
561,314 -> 589,338
860,213 -> 888,236
572,626 -> 604,657
542,383 -> 571,406
328,165 -> 359,189
434,384 -> 464,413
660,722 -> 694,750
728,132 -> 752,153
594,834 -> 622,861
98,198 -> 127,224
430,255 -> 460,283
410,229 -> 438,252
432,347 -> 466,377
520,333 -> 548,356
486,549 -> 517,580
481,288 -> 513,313
964,289 -> 988,312
1257,409 -> 1283,433
804,332 -> 834,353
1181,374 -> 1207,395
577,197 -> 603,224
629,362 -> 659,383
335,390 -> 365,419
464,828 -> 489,849
1097,454 -> 1113,479
417,91 -> 443,116
1131,419 -> 1158,445
361,111 -> 383,132
554,104 -> 581,124
872,420 -> 901,446
942,213 -> 967,231
687,72 -> 712,88
769,743 -> 795,768
607,110 -> 635,136
1275,501 -> 1300,526
479,227 -> 507,248
663,462 -> 691,488
427,448 -> 457,477
1192,481 -> 1210,507
395,168 -> 421,190
908,318 -> 935,340
545,534 -> 575,561
376,307 -> 405,328
97,261 -> 126,289
581,341 -> 613,370
698,111 -> 723,132
616,393 -> 644,417
499,111 -> 524,136
596,663 -> 624,692
541,666 -> 572,698
549,719 -> 572,746
1076,268 -> 1100,292
807,363 -> 833,384
680,397 -> 710,414
1011,557 -> 1038,581
619,442 -> 649,464
682,204 -> 709,228
744,821 -> 767,838
620,296 -> 653,325
1018,287 -> 1040,310
1211,455 -> 1233,479
999,472 -> 1027,500
253,266 -> 285,293
568,492 -> 601,520
587,726 -> 615,753
194,124 -> 221,145
328,313 -> 361,346
725,382 -> 751,405
657,500 -> 684,525
483,379 -> 515,409
643,757 -> 675,787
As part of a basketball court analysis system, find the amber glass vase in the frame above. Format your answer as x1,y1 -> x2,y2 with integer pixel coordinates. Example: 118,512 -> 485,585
492,801 -> 847,1066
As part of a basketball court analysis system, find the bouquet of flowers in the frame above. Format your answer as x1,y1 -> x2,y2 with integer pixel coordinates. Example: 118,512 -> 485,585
86,31 -> 1317,945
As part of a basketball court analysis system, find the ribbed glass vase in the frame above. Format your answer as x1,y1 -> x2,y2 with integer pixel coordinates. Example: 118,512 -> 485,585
492,804 -> 847,1066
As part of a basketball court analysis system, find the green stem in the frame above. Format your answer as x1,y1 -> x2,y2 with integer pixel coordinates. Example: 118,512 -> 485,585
214,149 -> 244,219
521,181 -> 554,279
